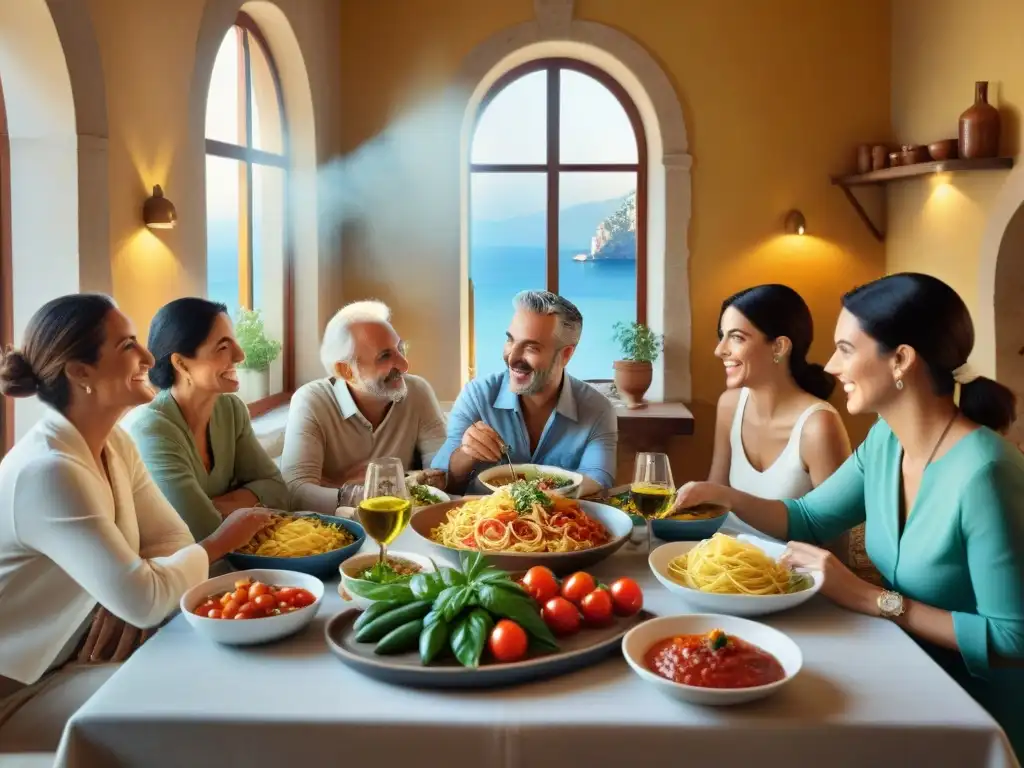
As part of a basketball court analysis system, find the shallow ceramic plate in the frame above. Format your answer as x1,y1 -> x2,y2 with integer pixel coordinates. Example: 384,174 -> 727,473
622,613 -> 802,705
648,535 -> 823,617
182,569 -> 324,646
225,514 -> 366,579
477,464 -> 583,499
325,608 -> 653,689
408,497 -> 634,575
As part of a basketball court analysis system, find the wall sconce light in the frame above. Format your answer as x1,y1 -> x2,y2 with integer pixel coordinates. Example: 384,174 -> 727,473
784,209 -> 806,236
143,185 -> 177,229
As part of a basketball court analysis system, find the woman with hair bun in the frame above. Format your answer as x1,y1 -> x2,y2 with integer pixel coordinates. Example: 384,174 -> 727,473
0,294 -> 271,752
674,273 -> 1024,758
679,284 -> 852,539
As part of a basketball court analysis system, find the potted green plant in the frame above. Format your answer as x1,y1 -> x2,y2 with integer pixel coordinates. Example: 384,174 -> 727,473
234,307 -> 282,403
612,321 -> 663,409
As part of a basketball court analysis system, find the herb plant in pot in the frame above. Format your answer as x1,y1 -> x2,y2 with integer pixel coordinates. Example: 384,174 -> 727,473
612,321 -> 663,409
235,307 -> 282,403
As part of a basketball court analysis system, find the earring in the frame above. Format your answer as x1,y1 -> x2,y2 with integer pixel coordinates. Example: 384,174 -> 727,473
773,355 -> 781,364
83,384 -> 92,395
894,371 -> 904,391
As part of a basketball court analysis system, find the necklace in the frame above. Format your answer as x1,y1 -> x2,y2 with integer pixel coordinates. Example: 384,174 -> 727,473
924,411 -> 958,468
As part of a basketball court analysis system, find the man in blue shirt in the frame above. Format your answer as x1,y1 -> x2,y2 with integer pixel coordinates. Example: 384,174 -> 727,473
432,291 -> 617,496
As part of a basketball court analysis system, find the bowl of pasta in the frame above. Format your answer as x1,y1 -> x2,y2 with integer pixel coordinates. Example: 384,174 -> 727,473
409,485 -> 633,575
477,464 -> 583,499
226,513 -> 366,579
650,503 -> 729,541
648,533 -> 823,617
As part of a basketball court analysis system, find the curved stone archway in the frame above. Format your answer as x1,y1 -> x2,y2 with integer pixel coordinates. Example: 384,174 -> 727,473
990,199 -> 1024,444
455,0 -> 692,401
189,0 -> 322,384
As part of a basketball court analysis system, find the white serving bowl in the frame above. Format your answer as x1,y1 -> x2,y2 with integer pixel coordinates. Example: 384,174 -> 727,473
181,569 -> 324,645
648,534 -> 823,617
338,550 -> 438,610
622,614 -> 803,706
477,463 -> 583,499
407,484 -> 451,508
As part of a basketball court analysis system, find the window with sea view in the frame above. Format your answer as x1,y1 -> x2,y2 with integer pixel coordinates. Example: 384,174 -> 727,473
469,59 -> 647,382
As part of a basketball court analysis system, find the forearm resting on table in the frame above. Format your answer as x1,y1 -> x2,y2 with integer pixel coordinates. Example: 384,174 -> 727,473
445,448 -> 477,492
718,487 -> 790,540
212,488 -> 261,516
578,475 -> 604,499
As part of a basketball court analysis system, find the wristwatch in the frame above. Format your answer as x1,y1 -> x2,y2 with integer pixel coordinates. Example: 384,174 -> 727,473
877,589 -> 905,618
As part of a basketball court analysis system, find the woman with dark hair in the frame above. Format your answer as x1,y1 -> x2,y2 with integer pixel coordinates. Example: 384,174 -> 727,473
0,294 -> 270,751
682,284 -> 851,539
124,298 -> 288,540
674,273 -> 1024,757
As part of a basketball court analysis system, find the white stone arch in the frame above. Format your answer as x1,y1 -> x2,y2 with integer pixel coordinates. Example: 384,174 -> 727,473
456,0 -> 692,401
0,0 -> 109,437
977,166 -> 1024,379
189,0 -> 322,386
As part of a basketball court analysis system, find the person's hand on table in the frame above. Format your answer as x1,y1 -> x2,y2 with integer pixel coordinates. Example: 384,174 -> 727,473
671,481 -> 728,512
780,541 -> 878,613
77,607 -> 152,664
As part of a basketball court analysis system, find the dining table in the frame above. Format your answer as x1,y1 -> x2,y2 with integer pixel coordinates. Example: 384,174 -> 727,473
55,522 -> 1019,768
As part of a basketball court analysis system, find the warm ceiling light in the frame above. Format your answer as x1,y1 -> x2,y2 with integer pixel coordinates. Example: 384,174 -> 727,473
143,185 -> 177,229
784,209 -> 806,236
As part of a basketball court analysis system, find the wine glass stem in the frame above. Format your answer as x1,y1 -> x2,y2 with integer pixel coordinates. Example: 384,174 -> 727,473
646,518 -> 653,554
378,541 -> 387,565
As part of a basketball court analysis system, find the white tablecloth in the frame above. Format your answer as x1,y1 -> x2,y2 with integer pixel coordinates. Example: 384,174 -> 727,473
55,530 -> 1019,768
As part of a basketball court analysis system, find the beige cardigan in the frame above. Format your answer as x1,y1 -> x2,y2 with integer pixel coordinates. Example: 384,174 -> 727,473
0,408 -> 208,684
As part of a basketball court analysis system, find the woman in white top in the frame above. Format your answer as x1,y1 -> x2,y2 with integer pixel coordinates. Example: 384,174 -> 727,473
0,294 -> 271,754
679,285 -> 852,540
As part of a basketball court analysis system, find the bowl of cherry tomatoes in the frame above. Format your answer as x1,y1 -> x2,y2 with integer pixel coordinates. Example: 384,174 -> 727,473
182,569 -> 324,645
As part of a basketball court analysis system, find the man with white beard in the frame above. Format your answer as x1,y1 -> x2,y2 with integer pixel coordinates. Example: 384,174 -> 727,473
433,291 -> 617,498
281,300 -> 447,513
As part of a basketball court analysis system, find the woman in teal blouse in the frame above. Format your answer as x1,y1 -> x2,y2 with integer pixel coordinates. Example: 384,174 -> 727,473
125,299 -> 289,539
675,273 -> 1024,758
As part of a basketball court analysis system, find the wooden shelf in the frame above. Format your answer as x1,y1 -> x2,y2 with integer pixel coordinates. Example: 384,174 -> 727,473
830,157 -> 1015,241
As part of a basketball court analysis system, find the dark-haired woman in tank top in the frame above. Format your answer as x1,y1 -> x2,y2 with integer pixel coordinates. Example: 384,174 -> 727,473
676,284 -> 852,540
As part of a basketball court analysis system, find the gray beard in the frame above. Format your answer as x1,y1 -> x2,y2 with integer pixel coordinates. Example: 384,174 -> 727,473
508,362 -> 553,396
359,373 -> 408,402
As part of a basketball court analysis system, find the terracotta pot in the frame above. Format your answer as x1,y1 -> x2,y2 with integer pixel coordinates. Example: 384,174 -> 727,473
959,81 -> 1001,159
871,145 -> 889,171
888,151 -> 901,167
900,144 -> 929,165
613,360 -> 652,409
927,139 -> 958,161
857,144 -> 872,174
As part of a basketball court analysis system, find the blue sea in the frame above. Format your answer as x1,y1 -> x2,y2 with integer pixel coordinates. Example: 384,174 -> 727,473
471,245 -> 636,381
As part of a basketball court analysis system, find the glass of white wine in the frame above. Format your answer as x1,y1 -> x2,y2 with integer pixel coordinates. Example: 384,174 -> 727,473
358,457 -> 412,565
630,452 -> 675,553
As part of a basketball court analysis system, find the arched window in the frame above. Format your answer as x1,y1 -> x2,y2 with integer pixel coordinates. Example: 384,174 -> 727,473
0,73 -> 11,451
205,13 -> 291,403
469,58 -> 646,381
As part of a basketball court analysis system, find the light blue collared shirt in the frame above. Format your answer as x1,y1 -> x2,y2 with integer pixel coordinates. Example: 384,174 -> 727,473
431,371 -> 618,489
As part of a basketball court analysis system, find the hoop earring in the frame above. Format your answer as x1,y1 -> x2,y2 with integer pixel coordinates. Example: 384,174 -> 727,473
772,355 -> 781,364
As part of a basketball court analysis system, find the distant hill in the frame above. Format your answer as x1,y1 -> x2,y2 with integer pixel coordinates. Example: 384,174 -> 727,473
472,197 -> 623,250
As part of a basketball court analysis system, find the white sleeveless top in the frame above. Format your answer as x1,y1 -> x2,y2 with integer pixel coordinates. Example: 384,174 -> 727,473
723,388 -> 838,540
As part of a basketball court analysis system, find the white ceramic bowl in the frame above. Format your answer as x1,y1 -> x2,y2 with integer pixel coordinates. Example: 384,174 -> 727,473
648,535 -> 823,617
406,484 -> 451,508
338,550 -> 438,609
181,569 -> 324,645
622,614 -> 803,706
477,463 -> 583,499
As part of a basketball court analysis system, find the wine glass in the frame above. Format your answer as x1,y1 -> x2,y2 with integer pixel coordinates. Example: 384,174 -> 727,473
630,452 -> 675,553
358,457 -> 412,565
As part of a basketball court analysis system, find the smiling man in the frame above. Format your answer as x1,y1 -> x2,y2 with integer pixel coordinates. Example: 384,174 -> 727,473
433,291 -> 617,496
281,300 -> 447,513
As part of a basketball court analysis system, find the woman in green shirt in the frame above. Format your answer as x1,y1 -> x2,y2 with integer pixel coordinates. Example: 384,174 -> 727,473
125,299 -> 289,539
675,273 -> 1023,758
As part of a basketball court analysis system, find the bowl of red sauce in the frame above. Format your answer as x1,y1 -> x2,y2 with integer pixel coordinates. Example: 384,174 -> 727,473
621,614 -> 802,705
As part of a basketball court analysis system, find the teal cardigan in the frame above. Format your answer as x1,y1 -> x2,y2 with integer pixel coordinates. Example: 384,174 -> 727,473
126,391 -> 289,539
784,421 -> 1024,756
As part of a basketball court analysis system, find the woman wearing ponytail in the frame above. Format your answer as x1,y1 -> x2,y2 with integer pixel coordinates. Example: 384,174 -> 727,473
674,273 -> 1024,758
676,284 -> 852,540
0,294 -> 272,753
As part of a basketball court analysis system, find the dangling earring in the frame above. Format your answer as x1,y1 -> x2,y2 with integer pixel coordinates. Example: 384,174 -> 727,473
187,376 -> 192,387
83,384 -> 92,395
772,354 -> 781,364
894,371 -> 904,391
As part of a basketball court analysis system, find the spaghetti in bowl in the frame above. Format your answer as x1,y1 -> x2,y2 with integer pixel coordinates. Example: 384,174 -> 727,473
226,513 -> 366,579
648,534 -> 823,617
409,490 -> 633,575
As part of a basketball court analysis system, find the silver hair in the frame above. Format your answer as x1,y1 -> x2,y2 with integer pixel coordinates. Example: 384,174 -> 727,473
319,300 -> 392,375
512,290 -> 583,347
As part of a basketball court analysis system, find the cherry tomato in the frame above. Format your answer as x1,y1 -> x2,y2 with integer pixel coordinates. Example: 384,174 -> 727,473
219,593 -> 232,606
254,594 -> 276,610
234,578 -> 251,589
521,566 -> 559,604
248,582 -> 270,601
233,587 -> 249,603
580,588 -> 614,626
291,590 -> 315,608
233,611 -> 251,620
609,578 -> 643,616
276,587 -> 298,600
206,608 -> 223,619
541,597 -> 581,636
221,602 -> 239,619
488,619 -> 528,663
561,572 -> 596,605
